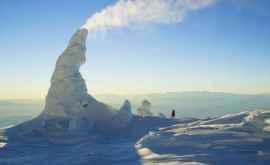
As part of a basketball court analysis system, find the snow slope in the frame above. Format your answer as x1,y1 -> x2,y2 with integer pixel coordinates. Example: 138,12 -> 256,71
1,110 -> 270,164
136,110 -> 270,165
0,116 -> 184,165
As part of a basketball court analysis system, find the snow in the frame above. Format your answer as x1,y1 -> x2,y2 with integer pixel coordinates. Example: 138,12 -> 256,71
1,28 -> 270,164
2,109 -> 270,164
137,99 -> 153,117
42,29 -> 89,119
136,109 -> 270,164
4,29 -> 134,136
40,28 -> 119,133
158,112 -> 167,118
111,100 -> 133,129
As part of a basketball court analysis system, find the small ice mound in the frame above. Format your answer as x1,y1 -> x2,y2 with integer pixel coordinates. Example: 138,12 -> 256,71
137,99 -> 153,117
198,111 -> 250,125
136,146 -> 209,165
242,109 -> 270,132
137,110 -> 270,163
110,100 -> 133,129
0,130 -> 7,148
137,147 -> 160,160
158,112 -> 167,118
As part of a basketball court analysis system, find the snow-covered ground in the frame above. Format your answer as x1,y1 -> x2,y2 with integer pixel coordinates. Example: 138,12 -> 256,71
136,110 -> 270,165
1,110 -> 270,164
0,116 -> 185,165
1,29 -> 270,164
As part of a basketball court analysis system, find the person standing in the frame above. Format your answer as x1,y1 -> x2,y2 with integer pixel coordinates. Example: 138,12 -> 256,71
171,110 -> 176,118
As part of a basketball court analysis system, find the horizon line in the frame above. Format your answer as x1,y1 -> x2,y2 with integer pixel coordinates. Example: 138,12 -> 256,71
1,90 -> 270,101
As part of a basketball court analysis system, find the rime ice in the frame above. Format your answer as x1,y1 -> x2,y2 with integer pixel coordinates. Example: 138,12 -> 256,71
9,29 -> 133,135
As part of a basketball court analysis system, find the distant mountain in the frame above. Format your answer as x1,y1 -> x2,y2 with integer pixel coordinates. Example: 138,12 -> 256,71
0,100 -> 43,118
1,92 -> 270,118
95,92 -> 270,118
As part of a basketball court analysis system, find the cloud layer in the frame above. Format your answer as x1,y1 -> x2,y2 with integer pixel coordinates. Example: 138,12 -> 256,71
82,0 -> 217,32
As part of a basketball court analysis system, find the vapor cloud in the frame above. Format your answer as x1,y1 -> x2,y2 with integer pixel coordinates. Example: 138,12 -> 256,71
82,0 -> 217,32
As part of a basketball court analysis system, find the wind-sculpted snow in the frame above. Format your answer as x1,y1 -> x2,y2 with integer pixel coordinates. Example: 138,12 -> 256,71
1,110 -> 270,164
136,109 -> 270,164
4,29 -> 134,137
0,116 -> 183,165
42,29 -> 90,123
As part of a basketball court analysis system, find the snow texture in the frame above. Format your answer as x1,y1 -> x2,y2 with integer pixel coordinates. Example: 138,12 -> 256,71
6,29 -> 133,136
41,28 -> 92,130
136,109 -> 270,164
158,112 -> 167,118
137,99 -> 153,117
2,110 -> 270,164
1,28 -> 270,165
111,100 -> 133,129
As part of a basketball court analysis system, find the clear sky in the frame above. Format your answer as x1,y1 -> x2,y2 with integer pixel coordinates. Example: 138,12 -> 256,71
1,0 -> 270,100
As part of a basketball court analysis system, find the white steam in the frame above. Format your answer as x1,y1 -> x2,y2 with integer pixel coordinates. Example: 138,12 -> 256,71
82,0 -> 217,32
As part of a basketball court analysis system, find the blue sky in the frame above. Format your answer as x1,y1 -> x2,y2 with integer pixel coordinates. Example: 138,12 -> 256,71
1,0 -> 270,99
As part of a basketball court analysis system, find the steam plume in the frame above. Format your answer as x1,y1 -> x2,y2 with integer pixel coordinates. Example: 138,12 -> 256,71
82,0 -> 217,32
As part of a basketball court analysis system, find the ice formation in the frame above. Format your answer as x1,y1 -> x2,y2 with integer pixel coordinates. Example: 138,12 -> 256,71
137,99 -> 153,117
9,29 -> 133,135
41,29 -> 92,131
42,28 -> 134,133
111,100 -> 133,129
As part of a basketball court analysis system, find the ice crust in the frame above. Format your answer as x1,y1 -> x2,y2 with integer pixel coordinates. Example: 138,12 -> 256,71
132,110 -> 270,164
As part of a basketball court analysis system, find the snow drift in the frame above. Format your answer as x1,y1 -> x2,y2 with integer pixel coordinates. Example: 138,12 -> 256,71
3,110 -> 270,164
136,109 -> 270,164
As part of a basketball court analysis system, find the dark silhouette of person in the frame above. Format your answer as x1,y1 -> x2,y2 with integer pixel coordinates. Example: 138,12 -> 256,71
171,110 -> 176,118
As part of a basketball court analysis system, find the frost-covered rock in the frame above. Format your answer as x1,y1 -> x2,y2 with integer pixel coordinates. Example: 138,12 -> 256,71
137,100 -> 153,117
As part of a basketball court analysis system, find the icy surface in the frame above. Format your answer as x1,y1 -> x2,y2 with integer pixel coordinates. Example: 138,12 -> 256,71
158,112 -> 167,118
0,116 -> 181,165
1,29 -> 270,164
1,110 -> 270,164
111,100 -> 133,129
137,100 -> 153,117
136,110 -> 270,164
41,28 -> 93,131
